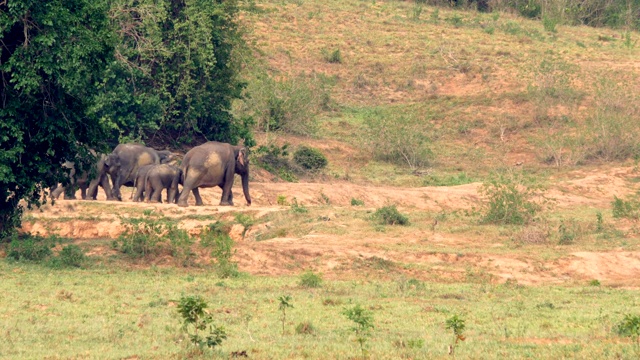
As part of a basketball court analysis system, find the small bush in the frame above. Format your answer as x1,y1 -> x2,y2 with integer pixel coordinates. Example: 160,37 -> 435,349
178,295 -> 227,349
351,198 -> 365,206
612,196 -> 640,219
321,48 -> 342,63
7,234 -> 54,262
480,171 -> 540,225
542,16 -> 558,32
372,205 -> 409,226
293,146 -> 328,171
290,198 -> 308,214
115,215 -> 193,263
201,222 -> 239,278
299,270 -> 323,288
256,144 -> 298,182
615,314 -> 640,344
54,245 -> 86,268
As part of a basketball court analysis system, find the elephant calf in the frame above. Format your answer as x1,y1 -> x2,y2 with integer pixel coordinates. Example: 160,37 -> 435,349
132,164 -> 157,202
144,164 -> 182,204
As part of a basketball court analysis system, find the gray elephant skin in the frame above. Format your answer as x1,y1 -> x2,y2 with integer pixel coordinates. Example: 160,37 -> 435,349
51,154 -> 113,200
104,144 -> 176,201
144,164 -> 182,203
177,141 -> 251,207
132,164 -> 157,202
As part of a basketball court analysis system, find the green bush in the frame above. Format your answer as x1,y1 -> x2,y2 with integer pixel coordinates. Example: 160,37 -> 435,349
295,321 -> 316,335
351,198 -> 365,206
178,295 -> 227,349
480,171 -> 540,225
53,245 -> 86,268
299,270 -> 323,288
200,222 -> 239,278
372,205 -> 409,226
321,48 -> 342,63
7,234 -> 54,262
255,144 -> 298,182
612,196 -> 640,219
293,146 -> 328,171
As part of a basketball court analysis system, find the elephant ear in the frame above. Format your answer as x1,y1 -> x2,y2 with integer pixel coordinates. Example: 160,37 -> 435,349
105,154 -> 120,168
237,148 -> 247,167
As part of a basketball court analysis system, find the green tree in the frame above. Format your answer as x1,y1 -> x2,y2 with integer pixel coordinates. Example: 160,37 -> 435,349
96,0 -> 253,146
0,0 -> 114,239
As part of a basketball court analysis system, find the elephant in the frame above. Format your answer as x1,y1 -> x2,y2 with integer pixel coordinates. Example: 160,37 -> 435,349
103,144 -> 176,201
177,141 -> 251,207
51,153 -> 113,200
132,164 -> 157,202
144,164 -> 182,203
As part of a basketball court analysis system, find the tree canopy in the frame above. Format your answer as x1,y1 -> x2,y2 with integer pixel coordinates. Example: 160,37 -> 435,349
0,0 -> 252,239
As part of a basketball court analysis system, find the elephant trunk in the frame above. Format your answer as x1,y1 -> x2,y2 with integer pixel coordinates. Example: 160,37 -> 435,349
242,172 -> 251,206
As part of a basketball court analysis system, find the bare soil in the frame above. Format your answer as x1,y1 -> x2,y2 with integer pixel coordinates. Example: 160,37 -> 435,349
21,165 -> 640,287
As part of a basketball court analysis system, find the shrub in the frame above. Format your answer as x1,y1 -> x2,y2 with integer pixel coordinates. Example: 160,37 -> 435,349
321,48 -> 342,63
611,196 -> 640,219
255,144 -> 298,182
290,198 -> 308,214
178,295 -> 227,349
351,198 -> 365,206
295,321 -> 316,335
293,146 -> 328,171
343,304 -> 374,359
372,205 -> 409,226
54,245 -> 86,268
479,171 -> 540,225
299,270 -> 323,288
361,109 -> 433,169
7,234 -> 54,262
200,222 -> 239,278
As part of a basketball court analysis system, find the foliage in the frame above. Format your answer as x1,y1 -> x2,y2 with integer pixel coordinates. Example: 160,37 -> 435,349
278,295 -> 294,335
234,213 -> 255,240
321,48 -> 342,63
52,245 -> 87,268
611,196 -> 640,220
6,234 -> 54,262
351,198 -> 365,206
235,70 -> 333,136
177,295 -> 227,349
422,173 -> 474,187
527,59 -> 580,124
372,206 -> 409,226
98,0 -> 252,147
361,109 -> 433,169
299,270 -> 323,288
293,146 -> 328,171
200,222 -> 239,278
446,314 -> 466,356
479,171 -> 541,225
343,304 -> 374,359
290,198 -> 309,214
114,215 -> 193,263
255,144 -> 298,182
0,0 -> 114,239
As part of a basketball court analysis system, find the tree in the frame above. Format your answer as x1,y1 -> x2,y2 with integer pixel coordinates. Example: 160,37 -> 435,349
96,0 -> 254,147
0,0 -> 115,239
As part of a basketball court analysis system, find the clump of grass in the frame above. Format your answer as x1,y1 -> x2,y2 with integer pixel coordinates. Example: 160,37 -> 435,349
200,222 -> 239,278
321,48 -> 342,63
299,270 -> 323,288
234,213 -> 255,240
295,321 -> 316,335
615,314 -> 640,352
372,205 -> 409,226
51,245 -> 86,268
290,198 -> 308,214
611,196 -> 640,220
6,233 -> 55,262
351,198 -> 365,206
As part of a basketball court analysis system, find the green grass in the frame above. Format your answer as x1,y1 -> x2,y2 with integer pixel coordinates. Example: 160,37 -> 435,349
1,261 -> 640,359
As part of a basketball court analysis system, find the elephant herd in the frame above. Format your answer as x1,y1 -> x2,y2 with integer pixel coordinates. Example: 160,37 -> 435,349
51,141 -> 251,207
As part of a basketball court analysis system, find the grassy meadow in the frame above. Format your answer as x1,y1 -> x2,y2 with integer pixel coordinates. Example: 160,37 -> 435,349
5,0 -> 640,358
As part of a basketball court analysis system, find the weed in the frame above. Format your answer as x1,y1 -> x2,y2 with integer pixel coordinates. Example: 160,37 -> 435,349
557,220 -> 576,245
343,304 -> 374,359
321,48 -> 342,63
446,14 -> 463,28
6,233 -> 55,262
422,172 -> 474,186
615,314 -> 640,354
278,295 -> 293,335
371,205 -> 409,226
623,32 -> 637,49
295,321 -> 316,335
411,5 -> 423,21
52,245 -> 86,268
200,222 -> 239,278
611,196 -> 640,220
177,295 -> 227,349
293,146 -> 328,171
299,270 -> 323,288
256,144 -> 298,182
234,213 -> 255,240
290,198 -> 308,214
430,8 -> 440,24
589,279 -> 601,286
277,195 -> 289,206
446,314 -> 466,356
320,192 -> 330,205
542,16 -> 557,33
479,171 -> 540,225
351,198 -> 365,206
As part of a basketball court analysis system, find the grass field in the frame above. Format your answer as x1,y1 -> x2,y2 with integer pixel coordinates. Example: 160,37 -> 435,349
2,261 -> 640,359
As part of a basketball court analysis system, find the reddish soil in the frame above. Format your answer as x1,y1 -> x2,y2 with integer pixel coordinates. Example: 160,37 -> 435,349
21,166 -> 640,287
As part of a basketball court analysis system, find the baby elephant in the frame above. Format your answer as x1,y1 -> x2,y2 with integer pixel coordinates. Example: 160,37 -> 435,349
144,164 -> 182,203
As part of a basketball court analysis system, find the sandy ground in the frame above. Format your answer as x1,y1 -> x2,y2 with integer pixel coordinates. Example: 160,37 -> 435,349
20,166 -> 640,287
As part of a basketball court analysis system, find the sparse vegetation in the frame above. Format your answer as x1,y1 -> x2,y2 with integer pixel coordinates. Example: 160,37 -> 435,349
200,222 -> 239,278
299,270 -> 323,288
480,171 -> 541,225
372,205 -> 410,226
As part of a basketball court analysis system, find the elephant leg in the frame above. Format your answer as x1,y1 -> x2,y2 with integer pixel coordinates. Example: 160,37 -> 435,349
151,186 -> 163,203
133,179 -> 145,202
100,174 -> 114,200
112,174 -> 123,201
63,185 -> 77,200
219,166 -> 235,206
144,180 -> 153,202
51,185 -> 64,200
193,188 -> 204,206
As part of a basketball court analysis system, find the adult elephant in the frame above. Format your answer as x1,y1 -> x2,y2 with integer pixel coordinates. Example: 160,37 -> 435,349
51,153 -> 113,200
177,141 -> 251,207
104,144 -> 169,201
144,164 -> 182,203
